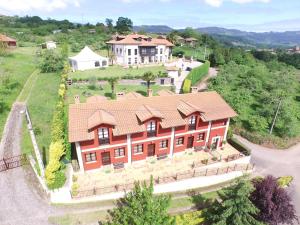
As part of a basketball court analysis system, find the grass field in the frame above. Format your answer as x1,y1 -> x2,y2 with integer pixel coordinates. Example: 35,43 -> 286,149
0,47 -> 36,138
24,72 -> 61,161
66,83 -> 172,104
173,46 -> 211,61
68,65 -> 166,80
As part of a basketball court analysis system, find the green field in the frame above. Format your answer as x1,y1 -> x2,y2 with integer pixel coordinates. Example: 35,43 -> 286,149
66,83 -> 172,104
0,47 -> 36,137
68,65 -> 166,80
173,46 -> 211,61
24,72 -> 61,161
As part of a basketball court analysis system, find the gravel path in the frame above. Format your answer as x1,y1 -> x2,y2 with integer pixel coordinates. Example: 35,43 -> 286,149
235,135 -> 300,220
197,67 -> 218,91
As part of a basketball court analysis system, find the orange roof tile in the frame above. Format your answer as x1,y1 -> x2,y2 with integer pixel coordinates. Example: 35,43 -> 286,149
87,110 -> 116,130
136,105 -> 164,123
0,34 -> 16,42
157,89 -> 175,96
86,95 -> 107,103
68,91 -> 237,142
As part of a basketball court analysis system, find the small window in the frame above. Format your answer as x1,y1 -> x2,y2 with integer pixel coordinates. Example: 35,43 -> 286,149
85,152 -> 97,162
98,128 -> 109,139
95,61 -> 100,67
147,121 -> 156,131
135,49 -> 138,55
116,48 -> 118,54
159,140 -> 168,149
155,48 -> 158,54
160,56 -> 162,62
197,133 -> 205,141
134,144 -> 143,154
160,48 -> 163,54
120,49 -> 122,54
128,49 -> 131,56
128,58 -> 131,65
189,115 -> 196,125
160,79 -> 164,85
151,48 -> 155,54
115,148 -> 125,157
176,137 -> 184,145
142,48 -> 146,54
135,57 -> 138,64
141,57 -> 145,63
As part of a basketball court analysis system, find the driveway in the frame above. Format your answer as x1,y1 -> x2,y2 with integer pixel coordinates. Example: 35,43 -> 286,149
235,135 -> 300,219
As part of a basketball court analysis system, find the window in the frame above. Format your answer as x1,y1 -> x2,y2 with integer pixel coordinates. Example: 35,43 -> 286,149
197,133 -> 205,141
128,49 -> 131,56
95,61 -> 100,67
116,48 -> 118,54
134,49 -> 138,55
188,115 -> 196,130
160,48 -> 163,54
160,56 -> 162,62
134,57 -> 138,64
128,57 -> 131,65
151,48 -> 155,54
85,152 -> 97,162
134,144 -> 143,154
141,57 -> 145,63
155,48 -> 158,54
142,48 -> 147,54
98,128 -> 109,144
114,148 -> 125,157
223,120 -> 227,126
160,79 -> 165,85
159,140 -> 168,149
176,137 -> 184,145
147,121 -> 156,137
120,49 -> 122,54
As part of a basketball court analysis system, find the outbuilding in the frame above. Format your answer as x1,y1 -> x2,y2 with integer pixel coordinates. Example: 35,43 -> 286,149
42,41 -> 57,49
0,34 -> 17,47
69,46 -> 109,71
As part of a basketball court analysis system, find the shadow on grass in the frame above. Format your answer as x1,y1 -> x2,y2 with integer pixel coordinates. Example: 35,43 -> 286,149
187,190 -> 215,210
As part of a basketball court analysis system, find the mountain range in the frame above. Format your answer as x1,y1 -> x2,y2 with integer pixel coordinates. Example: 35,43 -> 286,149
133,25 -> 300,47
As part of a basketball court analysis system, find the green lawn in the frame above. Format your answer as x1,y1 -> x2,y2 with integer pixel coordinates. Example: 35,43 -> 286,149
68,65 -> 166,80
66,83 -> 172,104
25,72 -> 61,162
173,46 -> 211,61
0,47 -> 36,138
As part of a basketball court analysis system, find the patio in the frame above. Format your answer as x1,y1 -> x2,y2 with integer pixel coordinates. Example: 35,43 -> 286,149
74,144 -> 243,194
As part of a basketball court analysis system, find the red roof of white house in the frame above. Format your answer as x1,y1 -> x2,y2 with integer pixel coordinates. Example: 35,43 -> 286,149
0,34 -> 16,42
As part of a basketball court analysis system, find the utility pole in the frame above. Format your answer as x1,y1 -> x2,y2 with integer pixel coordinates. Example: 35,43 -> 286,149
269,98 -> 282,135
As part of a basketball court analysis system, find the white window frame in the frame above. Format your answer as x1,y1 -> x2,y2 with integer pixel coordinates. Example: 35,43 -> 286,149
134,144 -> 143,154
142,48 -> 146,54
85,152 -> 97,162
189,115 -> 196,125
128,49 -> 131,56
197,133 -> 205,142
147,121 -> 156,132
98,128 -> 109,139
159,140 -> 168,149
176,137 -> 184,146
114,148 -> 125,158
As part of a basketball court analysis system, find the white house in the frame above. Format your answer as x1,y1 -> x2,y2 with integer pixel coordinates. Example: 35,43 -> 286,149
46,41 -> 56,49
106,34 -> 174,66
69,46 -> 109,72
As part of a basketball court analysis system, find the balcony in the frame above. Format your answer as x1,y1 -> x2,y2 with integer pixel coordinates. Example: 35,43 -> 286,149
188,124 -> 196,131
99,138 -> 110,145
147,131 -> 156,137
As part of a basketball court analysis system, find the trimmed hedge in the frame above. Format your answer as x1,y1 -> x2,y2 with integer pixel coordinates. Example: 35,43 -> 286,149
186,60 -> 210,85
182,79 -> 192,93
228,137 -> 251,156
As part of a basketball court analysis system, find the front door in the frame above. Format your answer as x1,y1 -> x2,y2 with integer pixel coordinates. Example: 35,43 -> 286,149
147,144 -> 155,157
211,137 -> 220,151
187,136 -> 194,149
101,152 -> 111,165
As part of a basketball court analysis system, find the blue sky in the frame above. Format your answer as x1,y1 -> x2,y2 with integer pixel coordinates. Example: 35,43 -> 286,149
1,0 -> 300,32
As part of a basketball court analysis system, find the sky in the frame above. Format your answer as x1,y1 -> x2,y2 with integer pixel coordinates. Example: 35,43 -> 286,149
0,0 -> 300,32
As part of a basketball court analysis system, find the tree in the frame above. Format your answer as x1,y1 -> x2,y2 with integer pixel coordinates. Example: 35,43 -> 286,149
142,71 -> 157,96
115,17 -> 133,34
105,179 -> 174,225
39,50 -> 64,73
60,42 -> 69,60
0,41 -> 8,56
204,178 -> 262,225
105,18 -> 114,32
251,175 -> 299,225
107,77 -> 119,98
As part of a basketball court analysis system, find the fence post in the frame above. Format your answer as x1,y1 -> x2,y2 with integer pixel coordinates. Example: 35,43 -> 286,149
205,168 -> 208,176
226,166 -> 229,173
233,164 -> 236,171
93,187 -> 96,196
216,168 -> 219,175
3,158 -> 8,170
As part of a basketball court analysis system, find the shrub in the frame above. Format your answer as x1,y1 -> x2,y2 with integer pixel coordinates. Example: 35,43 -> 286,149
71,183 -> 79,196
277,176 -> 293,188
175,210 -> 204,225
186,60 -> 210,85
39,50 -> 64,73
182,79 -> 191,93
228,137 -> 251,156
48,170 -> 66,190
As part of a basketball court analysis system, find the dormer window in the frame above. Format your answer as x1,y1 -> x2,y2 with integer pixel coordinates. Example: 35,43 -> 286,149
188,115 -> 196,130
147,121 -> 156,137
98,128 -> 109,145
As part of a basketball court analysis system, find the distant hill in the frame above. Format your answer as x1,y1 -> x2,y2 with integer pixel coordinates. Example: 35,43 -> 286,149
133,25 -> 173,34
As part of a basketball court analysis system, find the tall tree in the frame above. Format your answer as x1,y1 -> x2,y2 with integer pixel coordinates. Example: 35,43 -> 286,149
142,71 -> 157,96
105,18 -> 114,32
204,178 -> 262,225
251,175 -> 298,225
107,77 -> 119,98
105,179 -> 174,225
115,17 -> 133,34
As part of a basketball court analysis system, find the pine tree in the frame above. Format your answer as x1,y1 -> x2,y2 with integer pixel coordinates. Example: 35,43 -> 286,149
204,178 -> 263,225
106,178 -> 175,225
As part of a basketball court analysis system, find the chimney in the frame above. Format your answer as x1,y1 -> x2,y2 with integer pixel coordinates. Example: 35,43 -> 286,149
147,89 -> 153,97
74,95 -> 80,104
116,92 -> 125,100
191,86 -> 198,93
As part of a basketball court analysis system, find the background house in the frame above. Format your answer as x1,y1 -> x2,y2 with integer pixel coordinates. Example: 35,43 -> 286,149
69,46 -> 109,71
0,34 -> 17,47
41,41 -> 56,49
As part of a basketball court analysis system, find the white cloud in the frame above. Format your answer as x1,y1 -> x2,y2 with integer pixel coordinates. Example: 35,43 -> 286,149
204,0 -> 271,7
0,0 -> 80,13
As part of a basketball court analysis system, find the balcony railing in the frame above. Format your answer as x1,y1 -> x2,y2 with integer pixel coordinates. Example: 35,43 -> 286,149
99,138 -> 110,145
188,124 -> 196,131
147,131 -> 156,137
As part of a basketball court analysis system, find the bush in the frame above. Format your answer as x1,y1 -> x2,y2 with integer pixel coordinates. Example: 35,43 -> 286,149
39,50 -> 64,73
186,60 -> 210,85
175,210 -> 204,225
182,79 -> 191,93
228,137 -> 251,156
71,183 -> 79,196
277,176 -> 293,188
48,170 -> 66,190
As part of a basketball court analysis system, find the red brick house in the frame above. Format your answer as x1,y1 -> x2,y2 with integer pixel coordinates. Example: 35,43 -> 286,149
0,34 -> 17,47
69,91 -> 237,172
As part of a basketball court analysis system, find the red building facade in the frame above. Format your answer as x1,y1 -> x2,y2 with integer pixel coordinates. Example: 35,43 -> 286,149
69,92 -> 237,172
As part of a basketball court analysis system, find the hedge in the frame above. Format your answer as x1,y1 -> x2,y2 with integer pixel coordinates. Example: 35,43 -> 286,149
182,79 -> 192,93
186,60 -> 210,85
228,137 -> 251,156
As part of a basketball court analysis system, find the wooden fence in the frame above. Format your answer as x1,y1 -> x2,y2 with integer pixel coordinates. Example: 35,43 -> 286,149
0,154 -> 27,172
71,163 -> 254,199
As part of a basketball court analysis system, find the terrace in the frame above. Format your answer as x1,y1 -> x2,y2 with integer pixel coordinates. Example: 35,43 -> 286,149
73,144 -> 251,198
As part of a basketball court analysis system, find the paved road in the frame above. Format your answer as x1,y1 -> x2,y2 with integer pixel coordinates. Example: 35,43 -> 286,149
235,135 -> 300,219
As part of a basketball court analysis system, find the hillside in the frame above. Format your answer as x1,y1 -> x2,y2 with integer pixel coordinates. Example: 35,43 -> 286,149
133,25 -> 173,33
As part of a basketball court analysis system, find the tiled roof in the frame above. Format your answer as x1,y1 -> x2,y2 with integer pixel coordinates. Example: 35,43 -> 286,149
185,37 -> 198,41
86,95 -> 107,103
68,91 -> 237,142
157,89 -> 175,96
106,34 -> 174,47
0,34 -> 16,42
136,105 -> 164,123
87,110 -> 116,130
